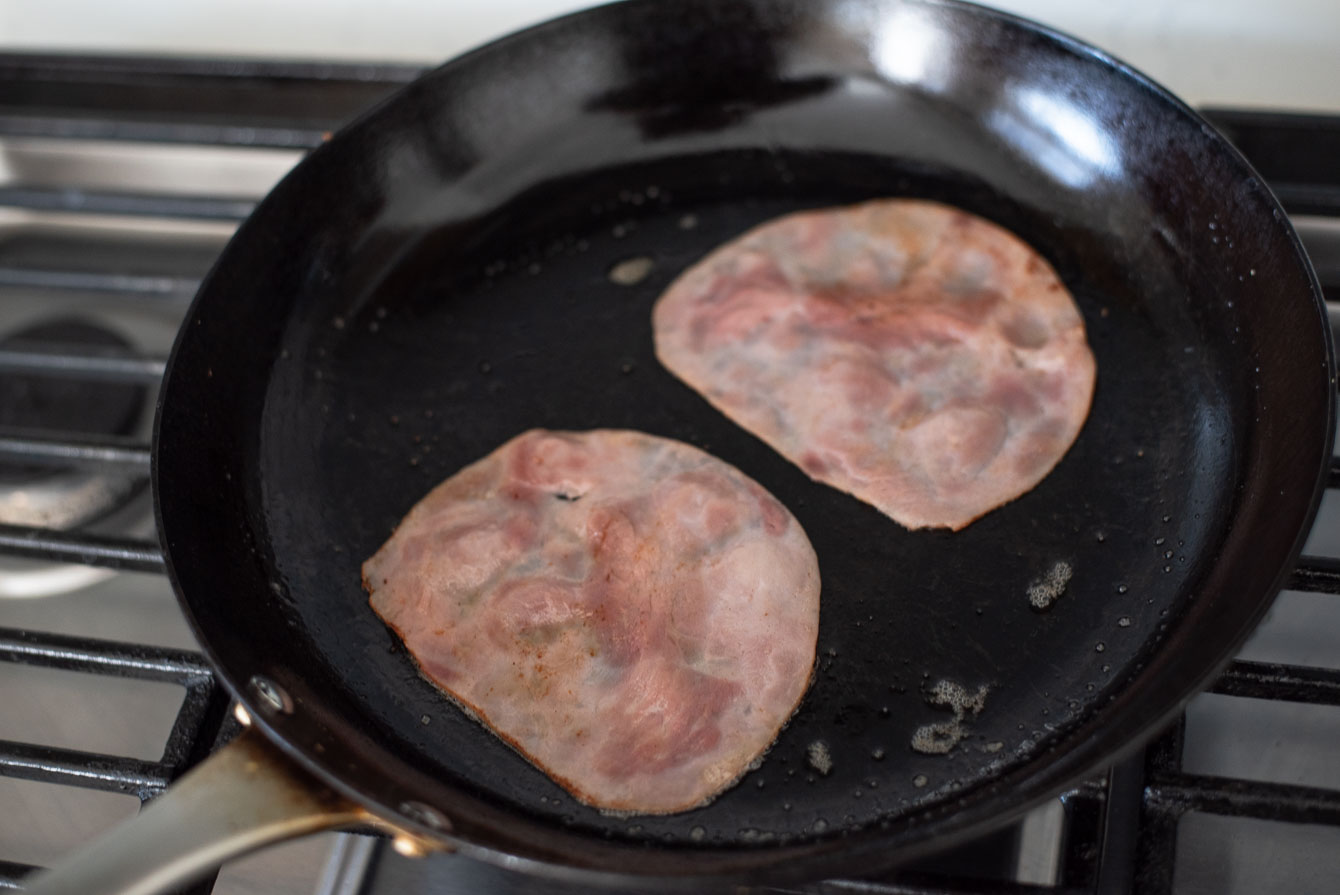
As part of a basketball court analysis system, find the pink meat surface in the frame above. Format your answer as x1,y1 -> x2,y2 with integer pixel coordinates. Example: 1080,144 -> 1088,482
363,429 -> 820,814
653,199 -> 1096,531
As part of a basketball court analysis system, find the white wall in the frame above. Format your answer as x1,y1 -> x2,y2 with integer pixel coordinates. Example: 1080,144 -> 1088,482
1,0 -> 1337,111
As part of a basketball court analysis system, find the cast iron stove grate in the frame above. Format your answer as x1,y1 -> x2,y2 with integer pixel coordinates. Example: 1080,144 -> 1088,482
0,55 -> 1338,895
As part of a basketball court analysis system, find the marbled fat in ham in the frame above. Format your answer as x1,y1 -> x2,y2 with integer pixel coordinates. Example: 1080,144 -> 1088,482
363,429 -> 820,814
653,199 -> 1096,531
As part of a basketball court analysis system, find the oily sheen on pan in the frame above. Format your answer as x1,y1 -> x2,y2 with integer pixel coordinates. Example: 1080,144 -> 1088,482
653,199 -> 1097,531
363,429 -> 820,814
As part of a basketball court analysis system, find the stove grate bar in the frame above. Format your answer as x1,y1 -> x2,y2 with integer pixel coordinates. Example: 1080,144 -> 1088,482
1200,110 -> 1340,217
1269,184 -> 1340,218
0,628 -> 209,683
161,679 -> 232,772
1131,806 -> 1178,895
0,429 -> 150,471
1054,784 -> 1106,890
1129,716 -> 1185,895
815,875 -> 1088,894
1285,555 -> 1340,594
0,52 -> 421,149
0,266 -> 200,300
0,524 -> 163,572
0,626 -> 233,885
1145,773 -> 1340,826
0,859 -> 36,890
0,345 -> 167,383
0,114 -> 333,151
0,739 -> 169,798
1210,659 -> 1340,704
0,186 -> 254,222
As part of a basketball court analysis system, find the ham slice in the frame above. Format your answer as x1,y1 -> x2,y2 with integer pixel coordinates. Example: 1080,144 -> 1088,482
363,429 -> 820,814
653,199 -> 1097,531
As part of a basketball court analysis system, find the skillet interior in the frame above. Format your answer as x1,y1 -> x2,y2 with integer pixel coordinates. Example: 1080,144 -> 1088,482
153,0 -> 1333,880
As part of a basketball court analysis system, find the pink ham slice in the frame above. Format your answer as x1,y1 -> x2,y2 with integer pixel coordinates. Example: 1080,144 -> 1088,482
363,429 -> 820,814
653,199 -> 1097,531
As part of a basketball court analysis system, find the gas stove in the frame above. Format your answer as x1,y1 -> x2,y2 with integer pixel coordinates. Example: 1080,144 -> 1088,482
1,32 -> 1339,895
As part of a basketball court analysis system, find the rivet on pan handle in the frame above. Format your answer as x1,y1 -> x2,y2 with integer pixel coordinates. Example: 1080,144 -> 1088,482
20,728 -> 444,895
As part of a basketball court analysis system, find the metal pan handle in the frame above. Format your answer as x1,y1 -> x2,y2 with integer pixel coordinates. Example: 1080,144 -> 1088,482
22,728 -> 384,895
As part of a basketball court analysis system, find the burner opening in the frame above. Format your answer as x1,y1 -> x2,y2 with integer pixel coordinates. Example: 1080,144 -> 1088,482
0,318 -> 148,486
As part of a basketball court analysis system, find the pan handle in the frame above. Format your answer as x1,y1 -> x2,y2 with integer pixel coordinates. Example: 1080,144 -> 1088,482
22,728 -> 402,895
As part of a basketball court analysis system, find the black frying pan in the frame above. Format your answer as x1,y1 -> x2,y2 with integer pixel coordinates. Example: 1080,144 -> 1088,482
26,0 -> 1334,892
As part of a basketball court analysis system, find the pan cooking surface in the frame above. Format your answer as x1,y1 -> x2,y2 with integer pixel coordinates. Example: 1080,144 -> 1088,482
257,150 -> 1234,843
155,0 -> 1330,874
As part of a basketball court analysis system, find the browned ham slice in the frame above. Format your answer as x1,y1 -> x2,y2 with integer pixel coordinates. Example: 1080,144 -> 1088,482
363,429 -> 820,814
653,199 -> 1096,531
